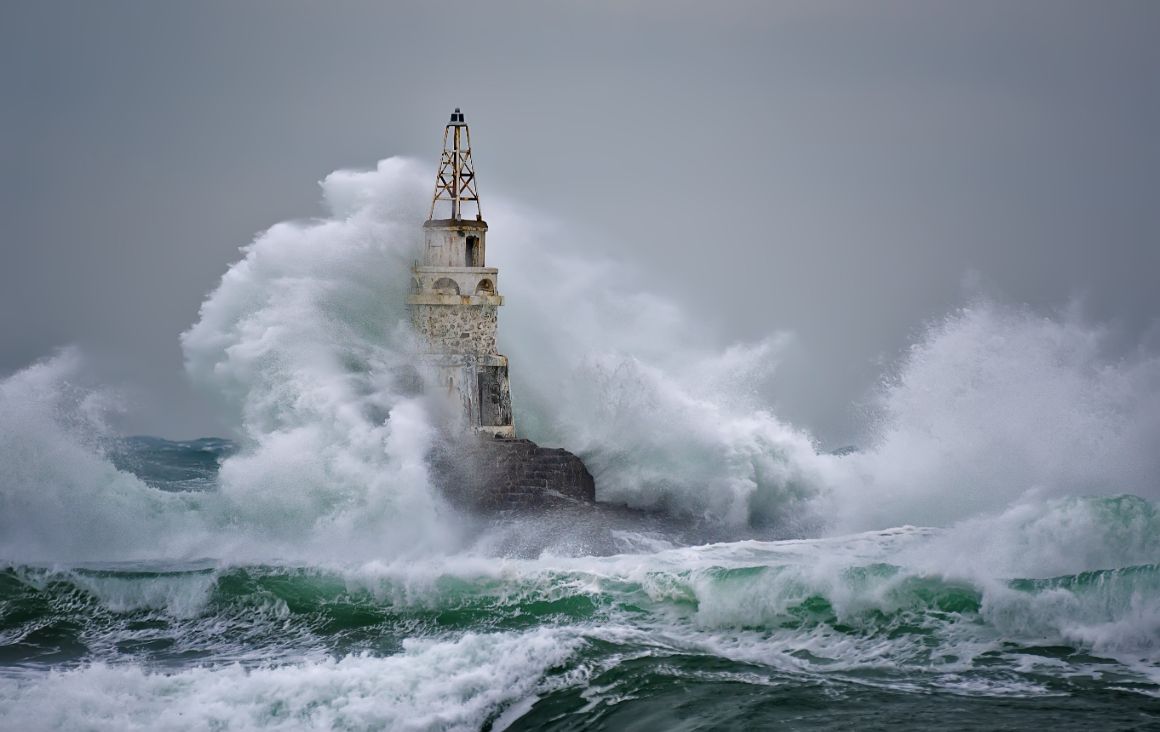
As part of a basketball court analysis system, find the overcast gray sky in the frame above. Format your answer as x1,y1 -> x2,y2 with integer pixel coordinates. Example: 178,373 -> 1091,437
2,1 -> 1157,443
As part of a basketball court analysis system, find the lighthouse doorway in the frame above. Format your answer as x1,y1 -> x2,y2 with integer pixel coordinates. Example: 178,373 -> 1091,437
466,236 -> 481,267
478,365 -> 512,427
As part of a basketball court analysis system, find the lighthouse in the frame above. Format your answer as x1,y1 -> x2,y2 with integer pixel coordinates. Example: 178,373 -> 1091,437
410,108 -> 594,509
408,108 -> 515,438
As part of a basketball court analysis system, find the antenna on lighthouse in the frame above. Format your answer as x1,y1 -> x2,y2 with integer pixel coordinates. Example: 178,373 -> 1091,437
429,108 -> 481,221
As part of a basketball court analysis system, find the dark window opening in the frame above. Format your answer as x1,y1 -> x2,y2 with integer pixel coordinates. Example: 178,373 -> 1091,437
466,236 -> 481,267
478,366 -> 512,427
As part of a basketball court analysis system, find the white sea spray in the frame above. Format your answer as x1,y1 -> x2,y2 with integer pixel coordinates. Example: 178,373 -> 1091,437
0,629 -> 583,732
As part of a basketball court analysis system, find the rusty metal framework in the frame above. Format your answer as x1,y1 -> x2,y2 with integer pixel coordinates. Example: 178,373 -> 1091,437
428,108 -> 481,221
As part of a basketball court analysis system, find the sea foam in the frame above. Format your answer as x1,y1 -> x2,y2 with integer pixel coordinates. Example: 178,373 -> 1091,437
1,156 -> 1158,564
0,629 -> 582,732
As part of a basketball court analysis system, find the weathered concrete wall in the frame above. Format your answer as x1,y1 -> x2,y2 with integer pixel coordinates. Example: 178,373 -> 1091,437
416,353 -> 515,439
421,219 -> 488,268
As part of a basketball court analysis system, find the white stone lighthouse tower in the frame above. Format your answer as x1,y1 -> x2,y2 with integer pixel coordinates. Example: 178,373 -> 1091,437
407,109 -> 515,437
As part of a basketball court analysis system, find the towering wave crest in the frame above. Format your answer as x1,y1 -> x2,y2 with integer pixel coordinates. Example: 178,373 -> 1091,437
0,349 -> 214,561
181,157 -> 460,559
489,204 -> 828,528
828,302 -> 1160,532
0,159 -> 464,563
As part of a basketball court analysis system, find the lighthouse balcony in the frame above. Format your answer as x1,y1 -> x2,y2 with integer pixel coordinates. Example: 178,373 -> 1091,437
409,266 -> 501,304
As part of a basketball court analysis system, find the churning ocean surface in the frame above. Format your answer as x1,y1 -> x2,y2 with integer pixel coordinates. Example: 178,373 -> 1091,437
2,158 -> 1159,730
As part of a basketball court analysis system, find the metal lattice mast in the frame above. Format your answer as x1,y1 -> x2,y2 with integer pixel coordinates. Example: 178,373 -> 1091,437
428,108 -> 481,221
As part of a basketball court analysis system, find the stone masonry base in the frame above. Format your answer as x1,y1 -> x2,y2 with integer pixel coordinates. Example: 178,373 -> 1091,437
431,436 -> 596,511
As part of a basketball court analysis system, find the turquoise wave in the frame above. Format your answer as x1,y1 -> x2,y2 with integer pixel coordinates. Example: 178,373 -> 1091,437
3,559 -> 1158,668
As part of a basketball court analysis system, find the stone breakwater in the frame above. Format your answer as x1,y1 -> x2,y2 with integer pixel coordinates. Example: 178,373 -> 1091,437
431,436 -> 596,511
